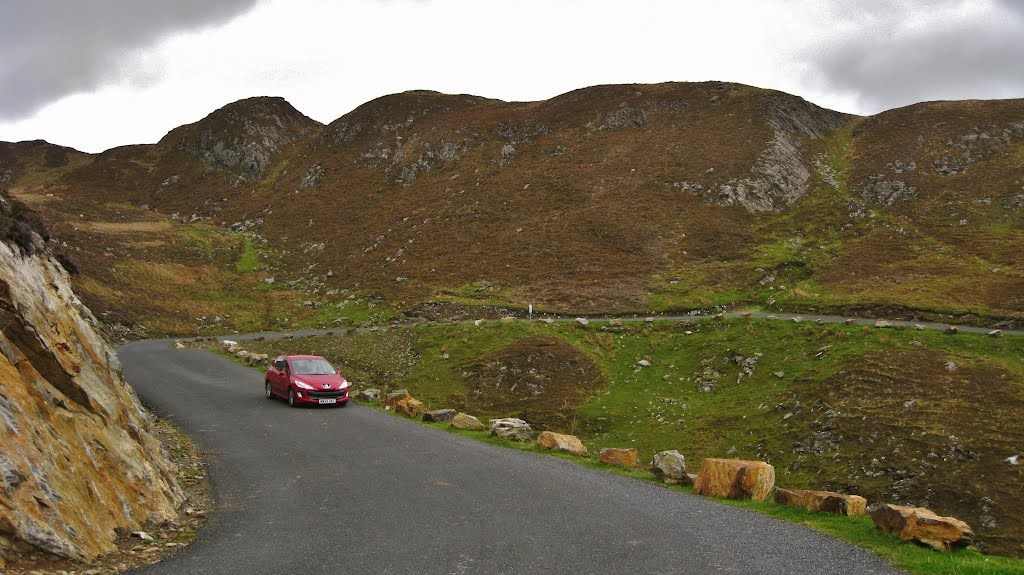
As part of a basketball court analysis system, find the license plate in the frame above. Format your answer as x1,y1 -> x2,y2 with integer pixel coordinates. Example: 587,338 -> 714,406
318,398 -> 336,404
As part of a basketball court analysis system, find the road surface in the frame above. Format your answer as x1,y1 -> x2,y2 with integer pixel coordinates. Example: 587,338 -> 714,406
120,337 -> 905,574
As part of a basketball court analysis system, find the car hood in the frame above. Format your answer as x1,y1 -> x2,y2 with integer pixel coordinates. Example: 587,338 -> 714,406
293,374 -> 347,390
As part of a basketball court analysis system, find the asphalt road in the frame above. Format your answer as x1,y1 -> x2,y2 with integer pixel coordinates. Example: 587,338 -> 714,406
120,338 -> 906,575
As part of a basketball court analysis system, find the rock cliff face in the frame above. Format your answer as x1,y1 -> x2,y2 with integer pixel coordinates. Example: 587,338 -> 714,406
0,235 -> 182,567
159,96 -> 322,180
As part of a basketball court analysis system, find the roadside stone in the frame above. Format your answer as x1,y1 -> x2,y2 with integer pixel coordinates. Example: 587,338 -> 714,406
422,409 -> 457,423
599,447 -> 640,468
944,325 -> 959,335
651,450 -> 688,484
451,413 -> 486,431
989,329 -> 1002,337
693,458 -> 775,501
637,359 -> 651,368
609,318 -> 623,327
870,504 -> 974,551
384,389 -> 410,409
741,312 -> 752,318
473,319 -> 485,326
500,316 -> 517,324
874,320 -> 893,328
395,397 -> 424,418
774,488 -> 866,516
574,317 -> 590,327
174,342 -> 186,349
247,353 -> 269,366
537,431 -> 587,456
1006,454 -> 1019,465
914,324 -> 926,330
489,418 -> 533,441
356,388 -> 380,402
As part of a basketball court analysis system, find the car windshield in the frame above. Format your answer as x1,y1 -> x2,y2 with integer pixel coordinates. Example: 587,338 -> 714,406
290,359 -> 337,375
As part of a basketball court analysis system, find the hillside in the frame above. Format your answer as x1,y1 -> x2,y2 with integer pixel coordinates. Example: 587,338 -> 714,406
5,83 -> 1022,337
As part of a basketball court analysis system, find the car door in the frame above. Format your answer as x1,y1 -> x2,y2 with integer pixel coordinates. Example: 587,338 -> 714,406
271,358 -> 288,395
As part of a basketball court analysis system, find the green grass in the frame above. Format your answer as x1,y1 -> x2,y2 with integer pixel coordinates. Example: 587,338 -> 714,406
217,318 -> 1024,570
235,239 -> 264,273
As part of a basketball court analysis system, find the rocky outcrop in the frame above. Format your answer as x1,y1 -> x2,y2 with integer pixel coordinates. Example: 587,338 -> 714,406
693,458 -> 775,501
488,418 -> 533,441
536,431 -> 587,456
0,241 -> 182,567
870,504 -> 975,551
599,448 -> 640,468
160,96 -> 321,180
774,488 -> 866,516
651,450 -> 689,484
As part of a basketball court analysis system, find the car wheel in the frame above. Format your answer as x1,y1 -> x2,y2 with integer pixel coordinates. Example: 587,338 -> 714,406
287,388 -> 297,407
265,381 -> 274,399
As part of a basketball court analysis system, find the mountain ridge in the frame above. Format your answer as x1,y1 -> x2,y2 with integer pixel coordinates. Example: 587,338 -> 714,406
3,81 -> 1022,330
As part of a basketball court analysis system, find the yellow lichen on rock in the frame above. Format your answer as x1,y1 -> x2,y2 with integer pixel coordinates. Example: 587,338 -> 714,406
0,241 -> 183,565
693,458 -> 775,501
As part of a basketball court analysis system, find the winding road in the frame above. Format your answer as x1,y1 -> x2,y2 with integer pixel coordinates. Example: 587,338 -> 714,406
121,331 -> 908,575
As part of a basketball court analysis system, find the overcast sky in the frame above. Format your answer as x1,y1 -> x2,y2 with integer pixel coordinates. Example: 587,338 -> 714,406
2,0 -> 1022,153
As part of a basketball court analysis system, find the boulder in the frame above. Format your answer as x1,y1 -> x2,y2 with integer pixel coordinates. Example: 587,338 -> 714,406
651,450 -> 688,484
174,342 -> 186,349
870,504 -> 974,551
423,409 -> 457,423
537,431 -> 587,456
874,320 -> 893,328
383,389 -> 410,409
599,447 -> 640,468
574,317 -> 590,327
944,325 -> 959,335
248,353 -> 269,366
774,488 -> 866,516
500,316 -> 517,324
609,318 -> 623,327
489,418 -> 533,441
221,340 -> 238,349
451,413 -> 486,431
693,458 -> 775,501
394,397 -> 424,418
989,329 -> 1002,337
356,388 -> 380,402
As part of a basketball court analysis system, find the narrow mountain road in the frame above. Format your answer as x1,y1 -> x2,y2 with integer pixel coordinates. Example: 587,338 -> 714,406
121,338 -> 905,575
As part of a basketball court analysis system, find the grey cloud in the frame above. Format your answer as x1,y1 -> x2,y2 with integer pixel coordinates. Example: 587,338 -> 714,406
0,0 -> 259,120
801,0 -> 1024,113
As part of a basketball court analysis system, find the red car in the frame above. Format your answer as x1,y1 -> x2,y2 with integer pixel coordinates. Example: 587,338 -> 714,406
265,355 -> 350,407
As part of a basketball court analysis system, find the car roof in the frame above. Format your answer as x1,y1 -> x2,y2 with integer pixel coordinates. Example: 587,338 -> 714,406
283,354 -> 328,361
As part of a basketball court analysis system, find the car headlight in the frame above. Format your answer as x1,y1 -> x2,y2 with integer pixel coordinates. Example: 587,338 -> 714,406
293,379 -> 314,390
339,379 -> 349,389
